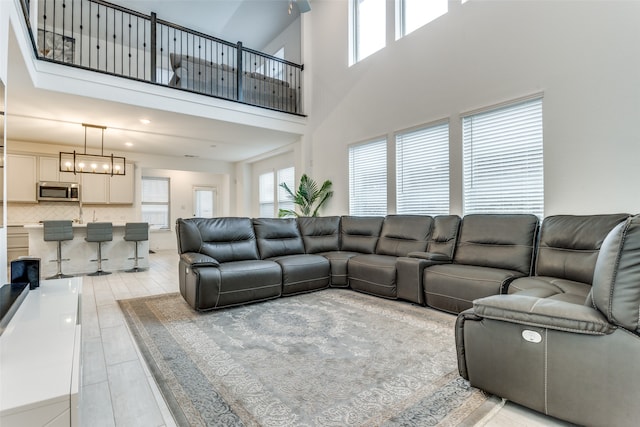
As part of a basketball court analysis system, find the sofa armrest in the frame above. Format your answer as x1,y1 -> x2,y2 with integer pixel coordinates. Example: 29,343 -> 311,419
472,294 -> 616,335
408,251 -> 451,262
180,252 -> 220,268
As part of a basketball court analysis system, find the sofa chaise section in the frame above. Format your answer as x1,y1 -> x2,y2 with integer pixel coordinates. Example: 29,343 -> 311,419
508,213 -> 629,304
348,215 -> 435,298
316,216 -> 385,287
253,218 -> 330,296
423,214 -> 539,314
455,214 -> 640,427
176,217 -> 282,311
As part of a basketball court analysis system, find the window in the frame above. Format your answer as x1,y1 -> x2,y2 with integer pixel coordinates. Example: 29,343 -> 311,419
349,139 -> 387,215
396,0 -> 448,39
141,177 -> 170,229
259,167 -> 296,217
350,0 -> 386,65
396,122 -> 449,215
462,96 -> 544,217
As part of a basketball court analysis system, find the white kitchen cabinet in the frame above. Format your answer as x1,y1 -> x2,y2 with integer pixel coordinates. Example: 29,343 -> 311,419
80,162 -> 134,204
108,165 -> 135,204
6,154 -> 37,202
80,173 -> 109,204
38,156 -> 78,183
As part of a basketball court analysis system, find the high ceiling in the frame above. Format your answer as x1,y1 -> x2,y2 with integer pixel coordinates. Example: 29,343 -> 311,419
107,0 -> 301,51
4,0 -> 307,164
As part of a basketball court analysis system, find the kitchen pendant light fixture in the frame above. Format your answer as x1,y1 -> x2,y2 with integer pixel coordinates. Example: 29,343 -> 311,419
59,123 -> 126,176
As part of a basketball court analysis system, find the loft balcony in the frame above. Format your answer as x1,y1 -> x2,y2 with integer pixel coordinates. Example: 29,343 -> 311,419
19,0 -> 304,116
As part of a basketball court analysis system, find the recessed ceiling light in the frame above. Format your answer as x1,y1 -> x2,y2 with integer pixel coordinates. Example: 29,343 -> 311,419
140,119 -> 151,125
125,142 -> 133,147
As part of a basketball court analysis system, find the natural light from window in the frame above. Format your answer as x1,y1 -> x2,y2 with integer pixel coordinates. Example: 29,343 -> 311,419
398,0 -> 448,38
353,0 -> 386,64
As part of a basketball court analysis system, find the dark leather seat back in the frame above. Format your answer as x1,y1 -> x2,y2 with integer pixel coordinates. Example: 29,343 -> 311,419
253,218 -> 305,259
340,216 -> 384,254
297,216 -> 341,254
426,215 -> 462,259
535,214 -> 629,285
176,217 -> 260,262
454,214 -> 539,275
591,215 -> 640,334
375,215 -> 434,257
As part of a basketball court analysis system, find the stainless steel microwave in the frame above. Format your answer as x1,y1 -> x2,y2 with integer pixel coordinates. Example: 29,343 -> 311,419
37,182 -> 80,202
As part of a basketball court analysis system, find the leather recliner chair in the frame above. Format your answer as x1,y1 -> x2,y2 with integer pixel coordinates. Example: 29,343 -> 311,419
455,214 -> 640,427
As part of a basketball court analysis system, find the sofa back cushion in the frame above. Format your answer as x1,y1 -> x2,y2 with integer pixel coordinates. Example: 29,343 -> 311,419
426,215 -> 462,258
591,215 -> 640,334
454,214 -> 539,275
253,218 -> 305,259
297,216 -> 341,254
340,216 -> 385,254
376,215 -> 434,256
536,214 -> 629,284
175,217 -> 259,262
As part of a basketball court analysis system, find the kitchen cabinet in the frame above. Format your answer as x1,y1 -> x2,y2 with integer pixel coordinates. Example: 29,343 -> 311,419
5,154 -> 37,202
80,162 -> 134,204
38,156 -> 78,183
7,226 -> 29,262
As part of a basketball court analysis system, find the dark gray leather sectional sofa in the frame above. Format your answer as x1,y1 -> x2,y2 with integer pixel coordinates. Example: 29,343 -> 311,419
176,212 -> 639,426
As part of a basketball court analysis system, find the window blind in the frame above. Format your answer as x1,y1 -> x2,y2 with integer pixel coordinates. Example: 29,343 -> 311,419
277,167 -> 296,214
259,172 -> 275,217
349,138 -> 387,215
141,177 -> 170,228
396,122 -> 449,215
462,97 -> 543,217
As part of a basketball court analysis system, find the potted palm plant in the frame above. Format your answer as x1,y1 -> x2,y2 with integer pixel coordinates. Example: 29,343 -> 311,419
278,174 -> 333,217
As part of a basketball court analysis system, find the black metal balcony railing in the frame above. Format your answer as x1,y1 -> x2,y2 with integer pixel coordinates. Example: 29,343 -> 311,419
22,0 -> 303,115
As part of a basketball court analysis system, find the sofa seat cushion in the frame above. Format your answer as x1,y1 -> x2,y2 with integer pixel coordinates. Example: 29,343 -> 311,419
348,254 -> 398,298
508,276 -> 591,305
424,264 -> 525,314
187,260 -> 282,310
319,251 -> 361,287
271,254 -> 330,296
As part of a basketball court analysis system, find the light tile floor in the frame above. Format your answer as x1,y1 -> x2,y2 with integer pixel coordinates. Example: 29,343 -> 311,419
78,250 -> 572,427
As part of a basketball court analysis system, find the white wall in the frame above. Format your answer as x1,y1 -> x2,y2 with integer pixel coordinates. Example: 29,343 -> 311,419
0,0 -> 8,280
305,0 -> 640,217
261,16 -> 302,64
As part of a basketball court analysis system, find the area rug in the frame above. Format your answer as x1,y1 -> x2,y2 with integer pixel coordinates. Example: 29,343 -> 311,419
119,289 -> 501,427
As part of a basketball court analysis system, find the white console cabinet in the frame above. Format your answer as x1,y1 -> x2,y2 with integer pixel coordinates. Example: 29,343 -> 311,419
0,278 -> 82,427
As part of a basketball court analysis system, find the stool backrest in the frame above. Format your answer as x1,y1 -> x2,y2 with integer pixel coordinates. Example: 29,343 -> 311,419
43,220 -> 74,241
125,222 -> 149,241
86,222 -> 114,242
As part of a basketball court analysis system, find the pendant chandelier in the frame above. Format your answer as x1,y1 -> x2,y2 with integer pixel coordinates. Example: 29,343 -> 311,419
59,123 -> 126,176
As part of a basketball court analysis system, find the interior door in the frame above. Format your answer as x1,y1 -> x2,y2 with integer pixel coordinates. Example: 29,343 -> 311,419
193,186 -> 217,218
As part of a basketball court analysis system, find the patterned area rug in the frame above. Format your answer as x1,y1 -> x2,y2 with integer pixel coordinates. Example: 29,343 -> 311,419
119,289 -> 501,427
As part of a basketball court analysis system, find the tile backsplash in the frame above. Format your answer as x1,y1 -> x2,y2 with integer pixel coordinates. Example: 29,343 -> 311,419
8,202 -> 138,225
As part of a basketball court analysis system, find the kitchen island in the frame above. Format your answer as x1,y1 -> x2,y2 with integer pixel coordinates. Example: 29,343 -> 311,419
24,223 -> 149,277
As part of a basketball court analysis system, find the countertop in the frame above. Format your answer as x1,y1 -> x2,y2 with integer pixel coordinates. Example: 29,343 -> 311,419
23,222 -> 128,229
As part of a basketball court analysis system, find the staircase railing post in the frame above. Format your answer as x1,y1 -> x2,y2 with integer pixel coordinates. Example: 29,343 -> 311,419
150,12 -> 157,83
237,41 -> 244,102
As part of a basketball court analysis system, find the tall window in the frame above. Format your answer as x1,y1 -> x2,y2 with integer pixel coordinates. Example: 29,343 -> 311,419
141,177 -> 170,229
350,0 -> 386,65
463,97 -> 544,217
396,122 -> 449,215
396,0 -> 448,39
259,167 -> 295,217
349,139 -> 387,215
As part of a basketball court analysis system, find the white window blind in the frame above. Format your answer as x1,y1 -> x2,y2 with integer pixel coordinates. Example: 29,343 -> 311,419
396,122 -> 449,215
277,167 -> 296,215
259,172 -> 275,217
463,97 -> 544,217
141,177 -> 170,228
349,139 -> 387,215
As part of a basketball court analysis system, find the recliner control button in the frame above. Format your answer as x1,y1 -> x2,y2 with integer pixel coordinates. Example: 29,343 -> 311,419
522,330 -> 542,343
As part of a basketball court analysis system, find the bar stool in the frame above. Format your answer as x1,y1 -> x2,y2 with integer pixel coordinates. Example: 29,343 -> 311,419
43,220 -> 74,279
85,222 -> 113,276
124,222 -> 149,273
